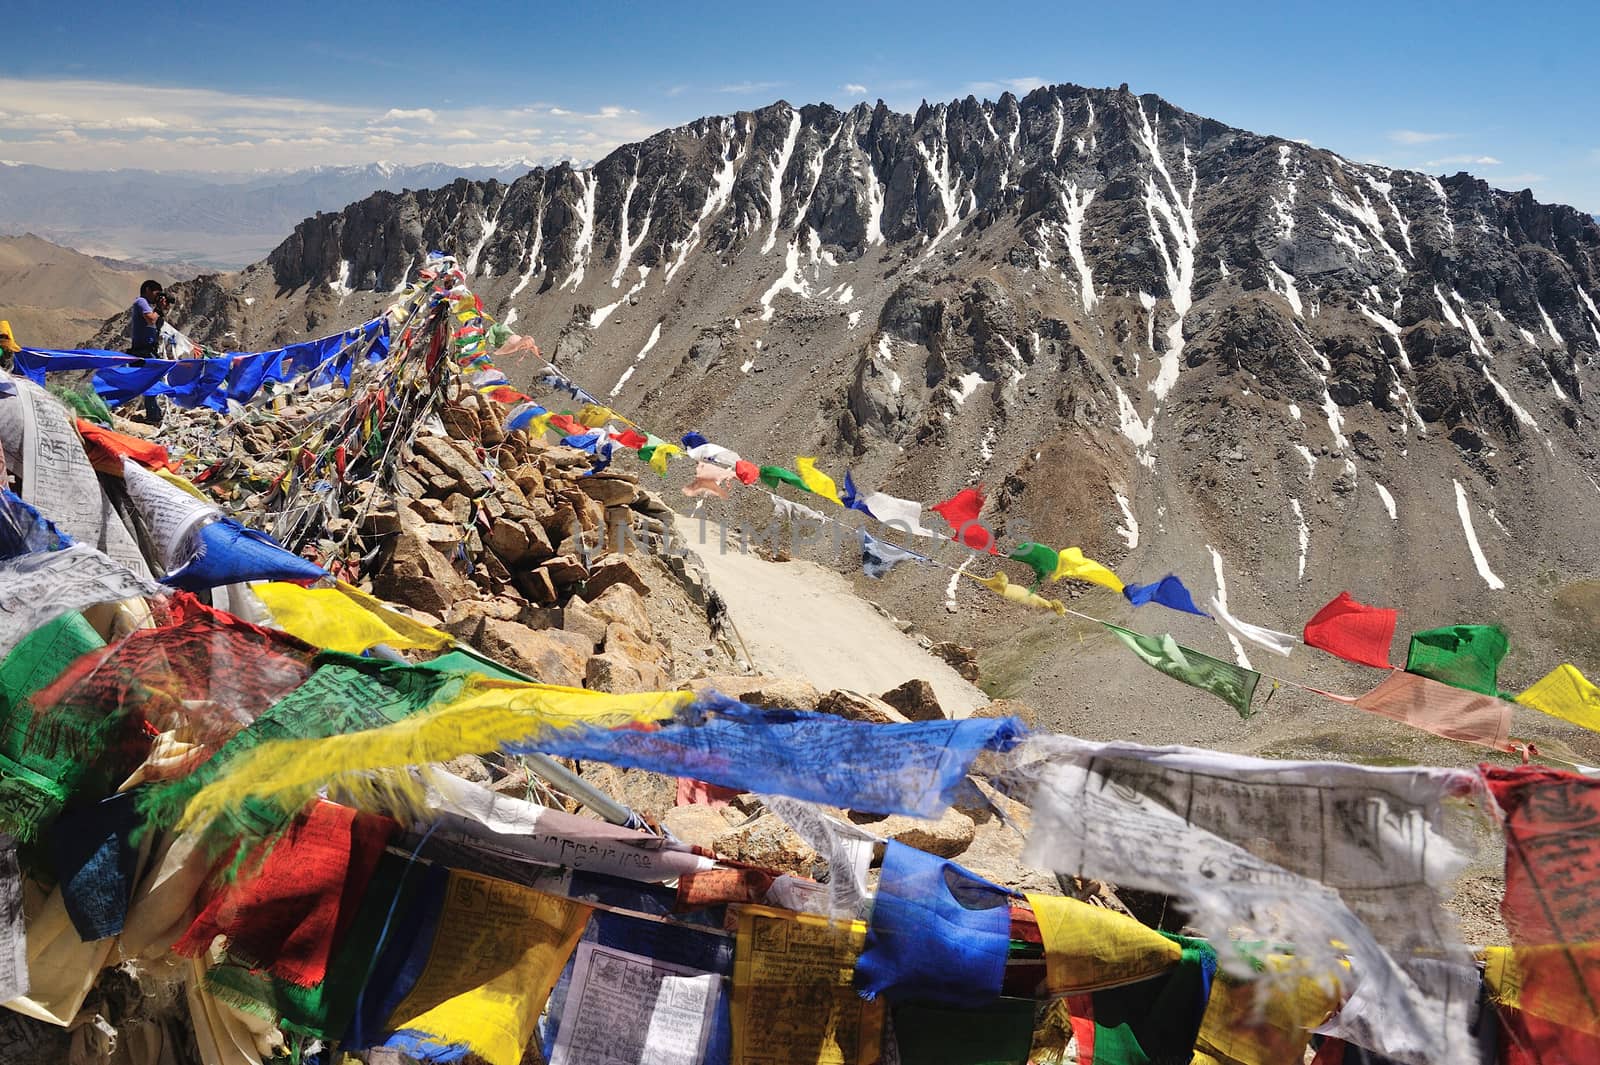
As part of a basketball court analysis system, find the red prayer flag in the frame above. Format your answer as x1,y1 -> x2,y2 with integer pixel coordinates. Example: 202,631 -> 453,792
174,801 -> 395,987
611,428 -> 649,450
1484,765 -> 1600,1040
1303,591 -> 1398,669
733,459 -> 760,485
1498,1003 -> 1600,1064
932,486 -> 999,553
78,419 -> 172,475
547,413 -> 584,436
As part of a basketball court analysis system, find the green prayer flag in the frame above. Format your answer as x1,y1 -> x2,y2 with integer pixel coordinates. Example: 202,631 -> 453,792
1087,934 -> 1216,1065
1405,624 -> 1509,696
0,614 -> 105,841
891,999 -> 1037,1065
759,465 -> 808,491
1105,624 -> 1260,718
204,851 -> 425,1038
138,652 -> 469,833
1008,543 -> 1061,589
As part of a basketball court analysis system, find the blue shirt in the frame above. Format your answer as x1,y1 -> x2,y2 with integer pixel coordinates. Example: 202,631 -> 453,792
130,297 -> 160,350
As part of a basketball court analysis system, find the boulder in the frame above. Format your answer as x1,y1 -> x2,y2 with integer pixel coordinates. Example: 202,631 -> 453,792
540,554 -> 590,587
931,642 -> 981,683
586,648 -> 669,694
662,804 -> 740,852
815,690 -> 911,724
968,697 -> 1036,729
415,436 -> 484,494
583,555 -> 650,600
577,475 -> 638,507
738,678 -> 822,712
471,619 -> 592,686
865,809 -> 976,858
373,518 -> 473,616
560,597 -> 611,650
486,520 -> 532,565
712,814 -> 818,875
513,567 -> 559,606
878,678 -> 945,721
585,582 -> 653,636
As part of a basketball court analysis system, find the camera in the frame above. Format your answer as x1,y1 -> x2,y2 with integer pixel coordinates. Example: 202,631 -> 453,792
154,292 -> 175,315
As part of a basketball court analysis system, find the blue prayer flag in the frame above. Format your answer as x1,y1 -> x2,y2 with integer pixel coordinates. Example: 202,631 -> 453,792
0,490 -> 73,559
855,842 -> 1013,1006
160,518 -> 326,590
681,431 -> 709,449
509,695 -> 1025,818
1123,574 -> 1209,617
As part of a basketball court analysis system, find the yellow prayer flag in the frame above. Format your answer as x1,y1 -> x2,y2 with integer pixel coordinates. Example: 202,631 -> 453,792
1025,893 -> 1181,994
649,443 -> 681,476
1051,547 -> 1124,593
974,571 -> 1067,615
731,905 -> 883,1065
1516,663 -> 1600,733
386,871 -> 590,1065
795,456 -> 843,506
175,679 -> 687,832
1190,958 -> 1342,1065
575,404 -> 616,428
154,469 -> 211,501
0,320 -> 19,354
1482,943 -> 1600,1034
252,582 -> 451,654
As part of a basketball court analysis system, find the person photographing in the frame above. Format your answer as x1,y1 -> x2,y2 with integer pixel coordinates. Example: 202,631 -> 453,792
129,279 -> 171,359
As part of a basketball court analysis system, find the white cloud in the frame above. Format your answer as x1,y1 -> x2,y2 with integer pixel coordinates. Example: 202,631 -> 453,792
962,76 -> 1048,98
842,83 -> 868,96
1424,154 -> 1502,167
1387,129 -> 1456,145
714,80 -> 784,95
0,77 -> 659,170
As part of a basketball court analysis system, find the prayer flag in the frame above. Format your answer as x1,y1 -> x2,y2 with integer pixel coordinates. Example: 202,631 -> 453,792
1483,766 -> 1600,1039
1052,547 -> 1124,593
977,571 -> 1067,615
681,431 -> 709,449
857,490 -> 936,538
1190,961 -> 1341,1065
931,486 -> 984,533
162,518 -> 328,591
795,456 -> 843,505
47,792 -> 142,942
511,694 -> 1025,819
1026,893 -> 1181,994
75,419 -> 171,475
1208,597 -> 1296,657
890,999 -> 1036,1065
172,801 -> 395,988
1008,542 -> 1059,587
0,489 -> 72,559
759,465 -> 807,492
860,532 -> 921,579
841,471 -> 869,514
381,870 -> 590,1065
648,443 -> 680,476
733,459 -> 759,485
1104,624 -> 1259,717
1303,592 -> 1397,669
1071,934 -> 1217,1065
1515,664 -> 1600,734
1405,625 -> 1509,696
575,404 -> 616,427
611,428 -> 648,449
1319,670 -> 1518,753
731,906 -> 883,1065
1124,575 -> 1208,617
856,843 -> 1012,1005
683,461 -> 737,499
252,581 -> 451,654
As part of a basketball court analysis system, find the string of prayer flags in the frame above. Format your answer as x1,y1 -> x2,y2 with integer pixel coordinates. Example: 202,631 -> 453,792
860,532 -> 922,579
890,1000 -> 1036,1065
380,870 -> 591,1065
172,801 -> 396,987
1066,934 -> 1217,1065
1349,670 -> 1519,752
976,571 -> 1067,615
251,581 -> 451,654
1208,596 -> 1297,658
1302,592 -> 1398,670
1514,663 -> 1600,733
795,456 -> 843,505
683,461 -> 737,499
1405,624 -> 1510,697
1123,574 -> 1208,617
731,905 -> 884,1065
855,843 -> 1013,1006
1103,624 -> 1260,717
512,694 -> 1025,818
1483,766 -> 1600,1041
1051,547 -> 1124,594
759,464 -> 808,492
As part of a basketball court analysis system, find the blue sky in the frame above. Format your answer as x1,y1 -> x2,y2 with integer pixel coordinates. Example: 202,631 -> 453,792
3,0 -> 1595,211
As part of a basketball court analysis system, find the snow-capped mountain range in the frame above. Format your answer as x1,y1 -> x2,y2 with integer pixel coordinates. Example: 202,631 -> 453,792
109,83 -> 1600,757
